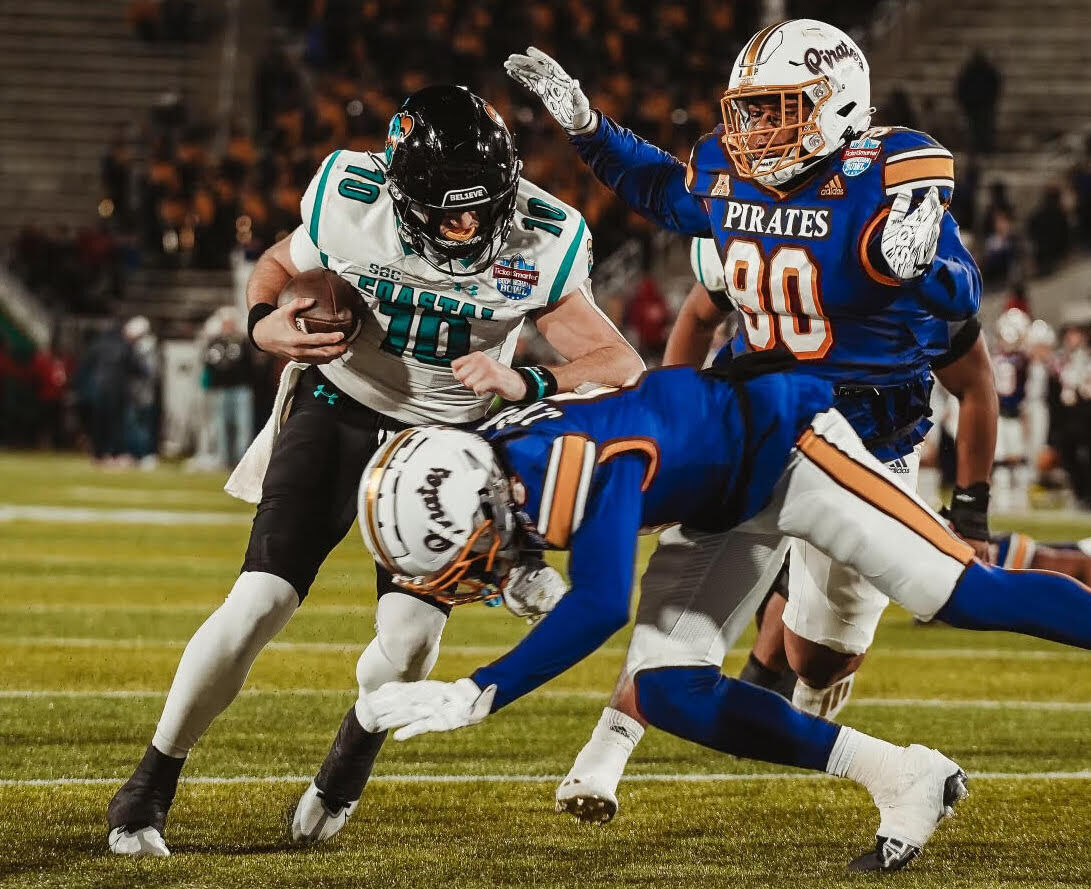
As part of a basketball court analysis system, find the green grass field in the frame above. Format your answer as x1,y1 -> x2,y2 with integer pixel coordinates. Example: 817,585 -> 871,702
1,453 -> 1090,888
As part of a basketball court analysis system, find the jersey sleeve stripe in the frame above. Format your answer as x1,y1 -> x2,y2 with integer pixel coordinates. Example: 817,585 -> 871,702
857,208 -> 901,287
308,149 -> 343,247
1006,533 -> 1037,570
548,217 -> 588,305
537,435 -> 596,547
883,156 -> 954,191
695,239 -> 707,286
797,428 -> 976,566
885,146 -> 953,162
597,437 -> 661,491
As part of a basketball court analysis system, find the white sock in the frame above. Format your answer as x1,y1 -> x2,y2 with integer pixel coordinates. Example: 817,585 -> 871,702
566,707 -> 645,785
152,571 -> 297,757
792,674 -> 855,720
825,726 -> 903,797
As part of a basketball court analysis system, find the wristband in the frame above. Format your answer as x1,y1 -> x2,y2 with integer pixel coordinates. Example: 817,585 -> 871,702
946,482 -> 990,541
247,303 -> 276,351
513,365 -> 558,403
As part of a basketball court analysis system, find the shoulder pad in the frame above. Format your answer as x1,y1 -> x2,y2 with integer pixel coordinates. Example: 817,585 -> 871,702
689,238 -> 726,292
511,181 -> 593,305
867,127 -> 954,197
686,129 -> 735,198
300,149 -> 387,253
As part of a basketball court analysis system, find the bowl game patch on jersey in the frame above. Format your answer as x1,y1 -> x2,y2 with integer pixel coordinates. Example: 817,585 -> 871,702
842,136 -> 881,176
492,255 -> 540,299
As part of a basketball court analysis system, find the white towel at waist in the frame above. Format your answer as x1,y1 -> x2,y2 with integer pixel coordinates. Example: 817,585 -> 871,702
224,361 -> 308,504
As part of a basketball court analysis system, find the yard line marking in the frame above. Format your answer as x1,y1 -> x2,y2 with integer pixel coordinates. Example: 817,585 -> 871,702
1,636 -> 1087,661
3,771 -> 1091,788
0,504 -> 249,525
2,689 -> 1090,711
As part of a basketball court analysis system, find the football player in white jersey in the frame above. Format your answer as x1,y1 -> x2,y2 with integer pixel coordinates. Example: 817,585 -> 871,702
106,85 -> 642,856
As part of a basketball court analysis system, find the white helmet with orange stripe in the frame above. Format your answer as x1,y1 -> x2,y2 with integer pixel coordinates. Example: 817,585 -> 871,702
358,427 -> 519,605
722,19 -> 872,187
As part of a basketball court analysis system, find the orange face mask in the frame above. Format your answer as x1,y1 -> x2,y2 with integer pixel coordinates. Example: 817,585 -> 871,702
720,80 -> 827,184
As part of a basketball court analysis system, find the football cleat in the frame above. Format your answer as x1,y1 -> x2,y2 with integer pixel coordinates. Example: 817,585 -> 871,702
291,781 -> 359,845
554,775 -> 619,825
107,825 -> 170,857
847,744 -> 969,872
106,745 -> 184,857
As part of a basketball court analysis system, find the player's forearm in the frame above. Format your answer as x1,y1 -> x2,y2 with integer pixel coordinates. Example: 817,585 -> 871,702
472,579 -> 630,710
953,384 -> 998,487
245,241 -> 296,309
545,342 -> 645,392
663,306 -> 719,367
569,114 -> 711,235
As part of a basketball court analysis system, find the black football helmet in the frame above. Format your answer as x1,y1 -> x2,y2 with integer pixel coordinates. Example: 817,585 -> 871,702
385,85 -> 521,276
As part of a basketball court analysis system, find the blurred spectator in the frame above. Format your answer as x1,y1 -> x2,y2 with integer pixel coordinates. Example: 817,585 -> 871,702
1027,185 -> 1071,277
956,49 -> 1001,154
123,316 -> 161,467
75,323 -> 134,465
981,209 -> 1019,287
201,309 -> 254,468
1053,325 -> 1091,507
1069,134 -> 1091,251
623,250 -> 673,364
875,87 -> 917,130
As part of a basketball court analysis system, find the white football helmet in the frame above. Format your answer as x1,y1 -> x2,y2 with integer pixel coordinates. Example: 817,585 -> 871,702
722,18 -> 872,187
1027,318 -> 1056,350
996,307 -> 1032,350
358,427 -> 519,604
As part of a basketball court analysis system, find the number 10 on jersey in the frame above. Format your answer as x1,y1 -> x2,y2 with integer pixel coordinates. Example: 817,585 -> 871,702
724,241 -> 832,360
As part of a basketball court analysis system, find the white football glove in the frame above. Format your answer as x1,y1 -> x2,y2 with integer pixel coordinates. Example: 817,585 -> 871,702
880,186 -> 943,281
504,47 -> 596,135
368,678 -> 497,741
501,558 -> 567,623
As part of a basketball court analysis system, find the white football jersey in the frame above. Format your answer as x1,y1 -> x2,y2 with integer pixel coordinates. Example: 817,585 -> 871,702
689,237 -> 726,293
288,149 -> 593,424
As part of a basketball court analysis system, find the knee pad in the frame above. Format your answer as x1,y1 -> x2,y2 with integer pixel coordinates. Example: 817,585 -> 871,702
356,592 -> 447,691
222,571 -> 299,644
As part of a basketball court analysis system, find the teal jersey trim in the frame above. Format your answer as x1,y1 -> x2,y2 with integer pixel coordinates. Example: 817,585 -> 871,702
548,217 -> 587,304
695,239 -> 706,286
308,149 -> 343,248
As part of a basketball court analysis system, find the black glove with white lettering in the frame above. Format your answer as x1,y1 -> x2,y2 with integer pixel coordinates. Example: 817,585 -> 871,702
942,482 -> 990,543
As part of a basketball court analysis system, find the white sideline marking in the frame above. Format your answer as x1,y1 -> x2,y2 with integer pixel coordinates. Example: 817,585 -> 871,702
2,688 -> 1090,711
2,636 -> 1088,662
3,771 -> 1091,788
0,504 -> 248,525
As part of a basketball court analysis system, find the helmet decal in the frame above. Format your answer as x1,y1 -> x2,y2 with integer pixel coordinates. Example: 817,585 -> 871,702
384,112 -> 414,164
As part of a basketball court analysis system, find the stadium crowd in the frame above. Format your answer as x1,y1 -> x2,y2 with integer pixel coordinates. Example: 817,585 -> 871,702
2,0 -> 1091,510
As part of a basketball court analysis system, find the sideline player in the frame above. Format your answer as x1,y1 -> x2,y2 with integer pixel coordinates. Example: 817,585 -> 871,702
349,362 -> 1091,873
504,20 -> 989,817
106,85 -> 643,856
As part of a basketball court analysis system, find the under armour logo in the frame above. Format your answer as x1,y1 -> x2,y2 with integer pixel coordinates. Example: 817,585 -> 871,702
313,384 -> 338,405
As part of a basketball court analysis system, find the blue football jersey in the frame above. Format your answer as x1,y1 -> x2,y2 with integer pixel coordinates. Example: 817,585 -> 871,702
571,118 -> 982,460
471,366 -> 834,706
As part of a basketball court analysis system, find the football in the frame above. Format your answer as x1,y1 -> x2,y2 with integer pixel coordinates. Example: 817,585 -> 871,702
277,268 -> 367,343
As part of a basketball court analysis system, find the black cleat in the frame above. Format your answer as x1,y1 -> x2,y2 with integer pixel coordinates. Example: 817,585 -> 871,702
291,707 -> 387,844
106,744 -> 185,856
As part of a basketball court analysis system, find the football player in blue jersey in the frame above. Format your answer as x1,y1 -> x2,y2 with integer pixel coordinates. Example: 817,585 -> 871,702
348,363 -> 1091,873
505,18 -> 993,816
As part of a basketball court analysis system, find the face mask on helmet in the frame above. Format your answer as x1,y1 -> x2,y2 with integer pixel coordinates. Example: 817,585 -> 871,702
721,19 -> 872,188
384,85 -> 522,276
388,176 -> 520,276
